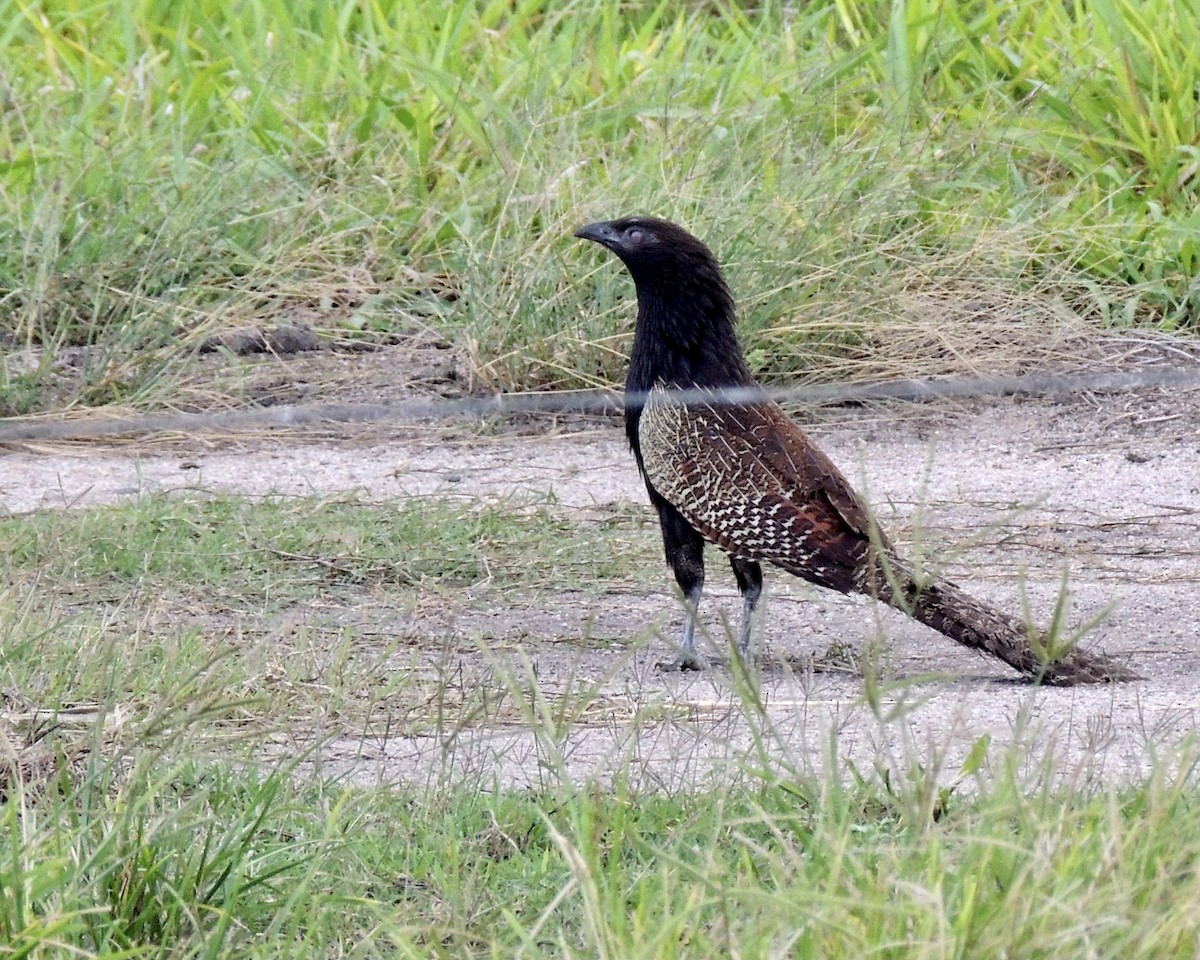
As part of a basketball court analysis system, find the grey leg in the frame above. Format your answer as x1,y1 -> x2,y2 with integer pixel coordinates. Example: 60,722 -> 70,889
671,579 -> 706,671
730,558 -> 764,661
655,503 -> 707,671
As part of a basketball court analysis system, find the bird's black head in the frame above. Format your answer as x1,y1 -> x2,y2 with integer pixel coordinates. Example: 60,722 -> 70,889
574,216 -> 718,284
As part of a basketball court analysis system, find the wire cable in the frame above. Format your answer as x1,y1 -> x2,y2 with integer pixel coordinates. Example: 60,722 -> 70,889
1,365 -> 1197,443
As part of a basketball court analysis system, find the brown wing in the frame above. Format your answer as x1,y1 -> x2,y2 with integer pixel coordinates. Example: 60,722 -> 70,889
736,402 -> 886,540
638,391 -> 887,592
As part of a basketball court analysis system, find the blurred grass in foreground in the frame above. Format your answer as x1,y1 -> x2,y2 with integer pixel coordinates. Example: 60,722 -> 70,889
3,666 -> 1199,956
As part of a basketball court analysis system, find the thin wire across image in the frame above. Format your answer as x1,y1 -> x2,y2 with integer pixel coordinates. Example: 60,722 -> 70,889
1,366 -> 1197,443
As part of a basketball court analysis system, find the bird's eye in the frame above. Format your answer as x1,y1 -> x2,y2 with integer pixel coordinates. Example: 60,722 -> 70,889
627,228 -> 645,243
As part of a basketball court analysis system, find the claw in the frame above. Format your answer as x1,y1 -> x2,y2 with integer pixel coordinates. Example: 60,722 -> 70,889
655,652 -> 706,672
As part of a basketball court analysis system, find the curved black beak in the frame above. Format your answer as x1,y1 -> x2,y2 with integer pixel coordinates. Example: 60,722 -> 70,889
574,221 -> 620,248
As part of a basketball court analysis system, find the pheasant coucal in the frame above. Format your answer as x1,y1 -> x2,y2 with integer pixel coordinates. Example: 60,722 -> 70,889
575,215 -> 1137,684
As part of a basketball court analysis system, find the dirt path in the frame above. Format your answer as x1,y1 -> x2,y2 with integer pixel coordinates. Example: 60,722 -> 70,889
3,387 -> 1199,789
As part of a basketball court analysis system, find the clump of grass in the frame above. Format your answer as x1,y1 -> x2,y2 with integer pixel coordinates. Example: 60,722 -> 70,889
827,0 -> 1200,321
0,731 -> 374,952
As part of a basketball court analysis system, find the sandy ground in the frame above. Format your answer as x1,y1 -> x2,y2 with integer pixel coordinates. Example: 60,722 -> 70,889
3,383 -> 1199,791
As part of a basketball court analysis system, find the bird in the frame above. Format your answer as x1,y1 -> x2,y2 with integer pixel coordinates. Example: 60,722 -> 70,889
574,215 -> 1138,684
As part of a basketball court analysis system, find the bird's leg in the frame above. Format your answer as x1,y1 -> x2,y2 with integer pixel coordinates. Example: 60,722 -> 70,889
662,559 -> 706,671
730,558 -> 764,662
656,505 -> 707,671
672,578 -> 705,671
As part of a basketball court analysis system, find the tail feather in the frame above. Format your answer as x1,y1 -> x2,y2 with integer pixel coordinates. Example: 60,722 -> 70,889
873,557 -> 1140,685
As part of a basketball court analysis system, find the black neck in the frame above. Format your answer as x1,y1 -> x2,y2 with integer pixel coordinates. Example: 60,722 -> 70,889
626,270 -> 754,392
623,264 -> 757,454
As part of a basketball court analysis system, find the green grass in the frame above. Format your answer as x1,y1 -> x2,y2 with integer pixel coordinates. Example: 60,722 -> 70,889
5,703 -> 1200,956
2,0 -> 1199,413
0,491 -> 654,732
0,491 -> 645,605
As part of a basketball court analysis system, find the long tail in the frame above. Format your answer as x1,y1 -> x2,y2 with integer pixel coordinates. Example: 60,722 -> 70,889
872,557 -> 1141,685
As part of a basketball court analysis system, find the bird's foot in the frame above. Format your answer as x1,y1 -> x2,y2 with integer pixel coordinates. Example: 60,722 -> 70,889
654,646 -> 765,672
655,651 -> 707,672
